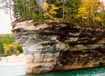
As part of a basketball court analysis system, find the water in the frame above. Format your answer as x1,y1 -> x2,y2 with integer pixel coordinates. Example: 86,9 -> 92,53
30,67 -> 105,76
0,62 -> 25,76
0,63 -> 105,76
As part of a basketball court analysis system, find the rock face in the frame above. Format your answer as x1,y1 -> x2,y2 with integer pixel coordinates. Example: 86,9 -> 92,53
12,20 -> 105,74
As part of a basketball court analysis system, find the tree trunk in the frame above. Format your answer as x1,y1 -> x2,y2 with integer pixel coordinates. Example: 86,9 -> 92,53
35,0 -> 46,11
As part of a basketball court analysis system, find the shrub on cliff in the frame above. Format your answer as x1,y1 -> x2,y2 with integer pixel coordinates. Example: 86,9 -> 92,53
1,0 -> 105,27
12,0 -> 80,21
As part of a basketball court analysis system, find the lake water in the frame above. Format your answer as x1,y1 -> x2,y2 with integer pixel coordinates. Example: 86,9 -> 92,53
0,63 -> 105,76
0,62 -> 25,76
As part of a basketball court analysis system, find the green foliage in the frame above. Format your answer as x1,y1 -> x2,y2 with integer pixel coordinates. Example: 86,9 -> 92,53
3,42 -> 21,56
75,0 -> 104,27
62,0 -> 80,23
13,0 -> 44,21
1,0 -> 105,27
0,34 -> 22,56
12,0 -> 81,22
0,34 -> 14,52
45,0 -> 80,19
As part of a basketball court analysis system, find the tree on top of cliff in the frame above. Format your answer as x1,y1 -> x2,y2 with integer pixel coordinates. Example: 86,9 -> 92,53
1,0 -> 105,27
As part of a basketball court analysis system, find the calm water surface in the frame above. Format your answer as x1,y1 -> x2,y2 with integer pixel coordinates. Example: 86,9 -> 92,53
0,63 -> 105,76
31,67 -> 105,76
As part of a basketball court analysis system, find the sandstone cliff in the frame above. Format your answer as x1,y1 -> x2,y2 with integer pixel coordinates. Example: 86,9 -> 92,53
12,20 -> 105,74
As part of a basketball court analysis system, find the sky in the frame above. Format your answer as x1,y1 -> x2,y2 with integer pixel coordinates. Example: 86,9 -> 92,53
0,9 -> 12,34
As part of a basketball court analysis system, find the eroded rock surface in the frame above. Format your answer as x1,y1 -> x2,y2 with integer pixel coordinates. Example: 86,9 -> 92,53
12,20 -> 105,74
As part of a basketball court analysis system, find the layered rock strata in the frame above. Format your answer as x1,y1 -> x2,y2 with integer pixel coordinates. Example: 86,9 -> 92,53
12,20 -> 105,74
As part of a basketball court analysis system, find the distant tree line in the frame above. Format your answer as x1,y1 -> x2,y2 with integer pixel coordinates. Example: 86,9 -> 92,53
0,34 -> 22,56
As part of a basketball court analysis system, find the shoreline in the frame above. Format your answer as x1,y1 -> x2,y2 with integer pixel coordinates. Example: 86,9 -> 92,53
0,53 -> 26,64
0,62 -> 26,66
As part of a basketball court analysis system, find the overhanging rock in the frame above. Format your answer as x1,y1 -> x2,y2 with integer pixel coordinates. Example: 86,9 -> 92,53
12,20 -> 105,74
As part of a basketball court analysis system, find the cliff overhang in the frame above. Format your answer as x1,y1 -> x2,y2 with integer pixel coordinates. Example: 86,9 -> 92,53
12,20 -> 105,74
